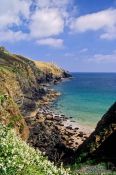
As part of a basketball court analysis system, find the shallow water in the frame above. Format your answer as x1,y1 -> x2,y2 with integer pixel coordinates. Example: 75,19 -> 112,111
53,73 -> 116,127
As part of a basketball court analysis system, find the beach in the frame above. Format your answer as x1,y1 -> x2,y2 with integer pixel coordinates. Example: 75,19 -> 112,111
26,87 -> 94,164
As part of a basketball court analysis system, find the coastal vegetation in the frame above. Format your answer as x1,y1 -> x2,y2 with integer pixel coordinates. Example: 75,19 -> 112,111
0,47 -> 71,175
0,124 -> 70,175
0,46 -> 116,175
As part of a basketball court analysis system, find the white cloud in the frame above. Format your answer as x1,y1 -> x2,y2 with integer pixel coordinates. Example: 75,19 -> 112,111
29,0 -> 73,40
70,8 -> 116,40
0,0 -> 31,41
0,0 -> 31,29
88,53 -> 116,63
0,30 -> 28,42
29,8 -> 64,38
36,38 -> 64,48
0,0 -> 73,46
1,0 -> 116,46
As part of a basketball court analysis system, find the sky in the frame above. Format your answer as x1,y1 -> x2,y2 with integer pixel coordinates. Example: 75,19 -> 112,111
0,0 -> 116,72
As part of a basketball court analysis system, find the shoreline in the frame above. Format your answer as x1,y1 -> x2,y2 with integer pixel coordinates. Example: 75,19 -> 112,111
42,80 -> 95,134
27,85 -> 95,163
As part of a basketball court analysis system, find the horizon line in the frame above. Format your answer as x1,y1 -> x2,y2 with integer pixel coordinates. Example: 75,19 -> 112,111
70,71 -> 116,73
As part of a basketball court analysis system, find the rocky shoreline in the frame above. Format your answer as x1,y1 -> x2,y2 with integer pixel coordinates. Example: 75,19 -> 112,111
26,87 -> 94,164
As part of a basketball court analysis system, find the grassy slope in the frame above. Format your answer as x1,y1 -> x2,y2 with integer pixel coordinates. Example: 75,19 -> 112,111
0,48 -> 43,140
0,47 -> 71,175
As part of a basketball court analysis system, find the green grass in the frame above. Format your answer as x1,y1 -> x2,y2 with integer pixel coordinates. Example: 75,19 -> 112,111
8,115 -> 22,128
0,95 -> 6,105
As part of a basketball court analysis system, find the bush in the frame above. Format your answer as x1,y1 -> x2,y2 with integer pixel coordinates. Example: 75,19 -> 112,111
0,124 -> 70,175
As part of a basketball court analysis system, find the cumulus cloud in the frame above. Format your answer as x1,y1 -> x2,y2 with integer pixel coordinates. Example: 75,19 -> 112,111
29,8 -> 64,38
29,0 -> 73,40
1,0 -> 116,46
70,8 -> 116,40
0,0 -> 73,46
0,0 -> 31,29
36,38 -> 64,48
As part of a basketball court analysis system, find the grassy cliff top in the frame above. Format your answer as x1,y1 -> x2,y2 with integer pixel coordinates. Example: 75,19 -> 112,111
34,61 -> 64,77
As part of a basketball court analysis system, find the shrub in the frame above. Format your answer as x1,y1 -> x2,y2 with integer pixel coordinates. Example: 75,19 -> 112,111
0,124 -> 70,175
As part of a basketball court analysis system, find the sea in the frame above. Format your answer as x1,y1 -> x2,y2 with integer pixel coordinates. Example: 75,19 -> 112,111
52,73 -> 116,128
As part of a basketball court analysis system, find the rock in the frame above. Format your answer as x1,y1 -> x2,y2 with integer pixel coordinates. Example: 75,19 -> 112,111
84,136 -> 88,139
36,113 -> 44,118
66,126 -> 72,130
75,127 -> 79,130
54,116 -> 61,122
61,114 -> 65,117
59,123 -> 64,126
66,130 -> 75,136
75,142 -> 78,144
78,131 -> 84,137
46,115 -> 53,120
63,71 -> 72,78
67,141 -> 73,146
75,102 -> 116,165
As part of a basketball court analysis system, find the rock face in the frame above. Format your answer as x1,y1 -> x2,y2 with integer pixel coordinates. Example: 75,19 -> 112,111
0,48 -> 71,116
0,46 -> 71,142
75,102 -> 116,165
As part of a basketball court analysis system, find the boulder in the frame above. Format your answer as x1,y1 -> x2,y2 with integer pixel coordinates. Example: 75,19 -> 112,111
46,115 -> 53,120
66,126 -> 72,130
78,131 -> 84,137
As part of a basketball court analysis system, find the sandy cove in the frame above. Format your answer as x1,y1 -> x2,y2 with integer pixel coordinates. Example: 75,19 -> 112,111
26,88 -> 94,164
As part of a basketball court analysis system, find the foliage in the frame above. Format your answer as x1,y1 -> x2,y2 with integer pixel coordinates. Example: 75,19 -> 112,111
0,95 -> 6,105
0,124 -> 71,175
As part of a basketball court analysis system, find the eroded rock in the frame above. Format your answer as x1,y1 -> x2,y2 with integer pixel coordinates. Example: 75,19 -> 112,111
75,102 -> 116,165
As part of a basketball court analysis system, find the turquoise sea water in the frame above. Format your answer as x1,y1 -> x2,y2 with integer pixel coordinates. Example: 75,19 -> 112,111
53,73 -> 116,127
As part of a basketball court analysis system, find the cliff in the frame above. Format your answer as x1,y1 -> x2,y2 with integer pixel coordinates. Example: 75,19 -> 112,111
1,46 -> 116,174
0,46 -> 69,140
75,102 -> 116,167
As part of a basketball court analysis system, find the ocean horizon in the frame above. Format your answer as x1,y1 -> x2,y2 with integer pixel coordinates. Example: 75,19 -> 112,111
53,72 -> 116,127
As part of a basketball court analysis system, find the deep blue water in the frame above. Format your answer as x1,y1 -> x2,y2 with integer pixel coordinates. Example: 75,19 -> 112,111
53,73 -> 116,127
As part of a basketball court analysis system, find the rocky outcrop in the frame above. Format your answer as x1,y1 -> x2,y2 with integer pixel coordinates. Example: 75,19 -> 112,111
75,102 -> 116,165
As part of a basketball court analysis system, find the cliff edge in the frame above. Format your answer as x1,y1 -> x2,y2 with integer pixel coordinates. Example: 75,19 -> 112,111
0,46 -> 70,140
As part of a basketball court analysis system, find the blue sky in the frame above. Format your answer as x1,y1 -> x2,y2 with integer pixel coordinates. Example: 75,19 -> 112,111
0,0 -> 116,72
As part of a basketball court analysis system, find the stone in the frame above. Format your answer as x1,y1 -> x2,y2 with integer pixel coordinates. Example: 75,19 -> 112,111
59,123 -> 64,126
75,127 -> 79,130
46,115 -> 53,120
66,126 -> 72,130
78,131 -> 84,137
54,116 -> 61,122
